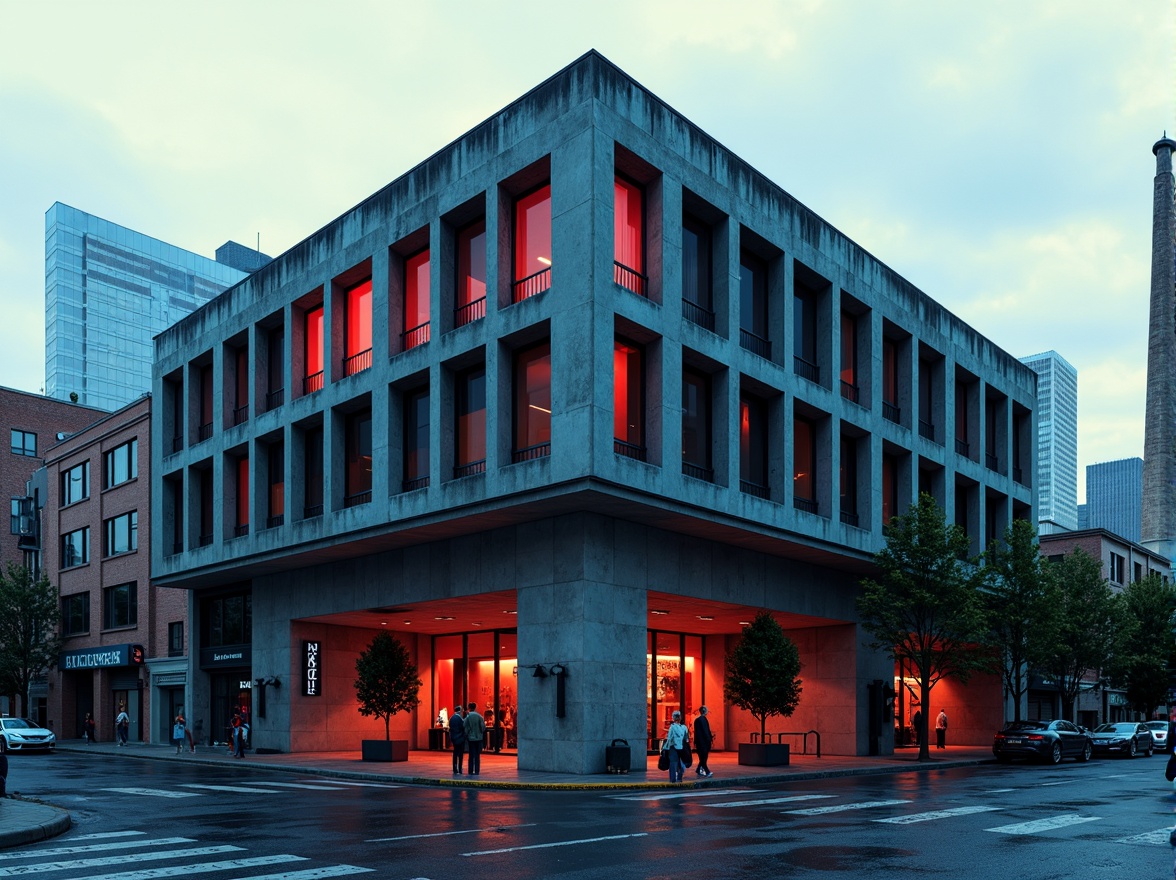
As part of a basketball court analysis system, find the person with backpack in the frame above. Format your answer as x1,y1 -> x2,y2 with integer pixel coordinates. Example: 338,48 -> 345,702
115,703 -> 129,746
449,704 -> 467,774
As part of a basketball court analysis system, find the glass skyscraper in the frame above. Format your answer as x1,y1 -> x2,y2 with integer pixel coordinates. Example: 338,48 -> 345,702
1019,350 -> 1078,533
45,203 -> 267,410
1085,457 -> 1143,542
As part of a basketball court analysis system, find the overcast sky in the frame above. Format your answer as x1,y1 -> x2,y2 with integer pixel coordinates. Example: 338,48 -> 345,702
1,1 -> 1172,497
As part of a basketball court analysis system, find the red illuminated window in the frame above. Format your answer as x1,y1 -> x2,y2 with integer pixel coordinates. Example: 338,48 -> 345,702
840,312 -> 858,403
455,367 -> 486,476
403,387 -> 430,490
682,368 -> 712,480
513,342 -> 551,462
456,220 -> 487,326
513,184 -> 551,301
344,410 -> 372,507
235,457 -> 249,536
404,251 -> 430,350
305,305 -> 324,393
267,443 -> 284,528
793,416 -> 816,509
740,396 -> 768,497
614,175 -> 645,295
882,453 -> 899,525
613,339 -> 644,459
345,280 -> 373,375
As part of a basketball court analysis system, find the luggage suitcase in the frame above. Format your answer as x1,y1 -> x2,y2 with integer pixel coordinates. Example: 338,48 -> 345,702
605,738 -> 630,773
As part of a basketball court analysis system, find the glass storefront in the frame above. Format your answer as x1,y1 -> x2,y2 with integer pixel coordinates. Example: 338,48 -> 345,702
433,630 -> 517,752
647,631 -> 704,752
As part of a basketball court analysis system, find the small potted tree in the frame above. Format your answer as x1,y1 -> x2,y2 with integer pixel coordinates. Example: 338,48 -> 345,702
725,611 -> 803,766
354,631 -> 422,762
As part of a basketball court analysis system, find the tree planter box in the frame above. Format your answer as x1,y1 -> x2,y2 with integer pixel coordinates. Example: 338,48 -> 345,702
739,742 -> 790,766
362,740 -> 408,762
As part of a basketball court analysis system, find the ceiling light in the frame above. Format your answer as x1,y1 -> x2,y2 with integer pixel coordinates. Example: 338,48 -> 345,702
696,615 -> 714,621
381,621 -> 387,626
504,610 -> 517,615
650,609 -> 669,615
434,616 -> 455,621
403,620 -> 412,625
537,256 -> 551,266
739,621 -> 751,626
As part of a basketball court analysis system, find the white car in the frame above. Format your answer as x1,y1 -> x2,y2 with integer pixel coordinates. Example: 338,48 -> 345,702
0,717 -> 56,753
1145,720 -> 1169,753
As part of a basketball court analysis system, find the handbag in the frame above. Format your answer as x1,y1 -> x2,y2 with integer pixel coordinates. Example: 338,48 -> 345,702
657,749 -> 670,771
680,743 -> 692,768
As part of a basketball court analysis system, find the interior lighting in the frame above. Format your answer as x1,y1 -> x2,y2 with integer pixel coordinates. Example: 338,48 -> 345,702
434,616 -> 455,621
537,256 -> 552,266
696,615 -> 714,621
650,609 -> 669,615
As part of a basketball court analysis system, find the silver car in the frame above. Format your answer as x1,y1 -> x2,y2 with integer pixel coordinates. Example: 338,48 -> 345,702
1145,720 -> 1169,753
0,717 -> 56,753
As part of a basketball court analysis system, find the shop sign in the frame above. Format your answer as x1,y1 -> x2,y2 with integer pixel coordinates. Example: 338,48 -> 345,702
303,640 -> 321,697
199,645 -> 253,669
60,644 -> 134,670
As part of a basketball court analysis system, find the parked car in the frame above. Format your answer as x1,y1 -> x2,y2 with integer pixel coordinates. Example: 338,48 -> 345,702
1090,722 -> 1154,758
1144,720 -> 1169,753
0,717 -> 56,753
993,719 -> 1092,764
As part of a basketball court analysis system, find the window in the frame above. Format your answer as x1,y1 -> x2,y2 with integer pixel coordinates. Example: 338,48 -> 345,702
404,387 -> 430,490
168,621 -> 184,657
104,511 -> 138,556
513,183 -> 552,301
267,444 -> 284,528
267,326 -> 285,410
919,357 -> 936,441
199,469 -> 214,545
740,396 -> 768,498
344,410 -> 372,506
303,426 -> 324,517
345,279 -> 373,373
682,214 -> 713,328
1134,561 -> 1143,583
403,253 -> 430,350
1110,552 -> 1125,585
61,526 -> 89,568
103,439 -> 137,488
455,366 -> 486,476
233,344 -> 249,424
235,457 -> 249,535
513,342 -> 551,462
456,219 -> 487,326
985,397 -> 1001,470
793,287 -> 818,381
305,305 -> 324,393
882,337 -> 899,421
61,593 -> 89,636
61,461 -> 89,505
170,378 -> 184,453
198,364 -> 214,441
793,417 -> 816,511
9,498 -> 20,535
882,454 -> 899,525
840,312 -> 858,403
203,592 -> 251,647
613,339 -> 644,459
614,175 -> 645,294
840,437 -> 858,525
11,429 -> 35,457
955,379 -> 969,455
103,582 -> 137,629
739,250 -> 769,357
682,368 -> 712,480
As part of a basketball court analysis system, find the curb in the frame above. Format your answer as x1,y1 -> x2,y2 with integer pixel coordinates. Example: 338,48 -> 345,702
0,798 -> 72,850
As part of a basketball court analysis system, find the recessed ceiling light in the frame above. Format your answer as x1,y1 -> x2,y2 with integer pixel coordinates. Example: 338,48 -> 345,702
651,609 -> 669,615
503,610 -> 517,615
434,616 -> 455,621
696,615 -> 714,621
739,621 -> 751,626
381,621 -> 387,626
403,620 -> 412,625
471,622 -> 482,627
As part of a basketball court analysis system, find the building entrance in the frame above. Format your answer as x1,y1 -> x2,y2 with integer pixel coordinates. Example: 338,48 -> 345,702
210,672 -> 252,748
432,630 -> 517,752
647,631 -> 704,753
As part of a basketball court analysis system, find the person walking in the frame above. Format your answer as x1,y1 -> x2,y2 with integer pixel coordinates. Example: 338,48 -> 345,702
449,704 -> 467,774
83,712 -> 96,744
115,704 -> 129,746
172,716 -> 187,755
693,706 -> 714,777
935,708 -> 948,750
231,712 -> 246,758
911,708 -> 922,747
662,710 -> 691,784
464,702 -> 486,775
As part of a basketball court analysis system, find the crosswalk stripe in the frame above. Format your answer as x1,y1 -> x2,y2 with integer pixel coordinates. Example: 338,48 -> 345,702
99,788 -> 200,799
610,788 -> 764,802
873,806 -> 1001,825
83,854 -> 306,880
1115,828 -> 1172,846
704,795 -> 837,808
179,784 -> 285,794
786,799 -> 910,815
0,846 -> 244,876
238,868 -> 373,879
0,838 -> 195,861
463,833 -> 649,857
323,781 -> 399,789
69,832 -> 148,841
235,782 -> 348,791
367,823 -> 537,843
985,814 -> 1101,835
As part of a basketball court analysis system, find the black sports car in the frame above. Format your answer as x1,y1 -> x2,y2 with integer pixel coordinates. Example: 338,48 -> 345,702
1089,722 -> 1154,758
992,719 -> 1092,764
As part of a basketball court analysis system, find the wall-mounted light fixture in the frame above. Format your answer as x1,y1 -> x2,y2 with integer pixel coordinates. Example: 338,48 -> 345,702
532,665 -> 548,678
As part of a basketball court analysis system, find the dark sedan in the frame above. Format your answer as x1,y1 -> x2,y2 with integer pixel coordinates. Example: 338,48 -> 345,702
1090,722 -> 1154,758
993,719 -> 1092,764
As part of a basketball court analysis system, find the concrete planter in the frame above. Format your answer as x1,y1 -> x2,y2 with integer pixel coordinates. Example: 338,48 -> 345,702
738,742 -> 790,766
361,739 -> 408,762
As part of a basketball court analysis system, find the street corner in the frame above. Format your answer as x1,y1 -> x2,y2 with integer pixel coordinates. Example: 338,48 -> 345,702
0,796 -> 72,849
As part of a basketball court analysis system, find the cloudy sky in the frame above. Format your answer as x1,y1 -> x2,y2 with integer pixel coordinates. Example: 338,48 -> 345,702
0,1 -> 1172,496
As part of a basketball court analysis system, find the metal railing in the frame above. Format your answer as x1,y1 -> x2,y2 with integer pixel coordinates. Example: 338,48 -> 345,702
614,439 -> 646,462
401,476 -> 430,492
793,496 -> 818,514
840,381 -> 859,404
512,442 -> 550,464
197,422 -> 213,442
171,435 -> 183,454
750,729 -> 822,757
455,297 -> 486,327
344,348 -> 373,375
303,504 -> 323,518
402,322 -> 430,351
512,267 -> 551,302
682,299 -> 715,332
1014,466 -> 1024,485
840,511 -> 860,527
344,490 -> 372,508
614,261 -> 647,296
883,401 -> 900,423
986,453 -> 999,471
266,388 -> 284,411
233,404 -> 249,426
740,480 -> 770,500
233,524 -> 250,538
794,356 -> 820,384
265,515 -> 284,529
918,419 -> 936,442
740,328 -> 771,360
454,460 -> 486,478
955,438 -> 970,457
198,533 -> 213,547
682,462 -> 714,482
171,541 -> 184,555
304,371 -> 324,395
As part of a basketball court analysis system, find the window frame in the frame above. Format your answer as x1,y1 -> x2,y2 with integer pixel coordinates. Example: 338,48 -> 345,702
61,460 -> 90,506
455,218 -> 488,324
344,409 -> 373,503
613,338 -> 645,456
103,582 -> 138,630
455,366 -> 487,473
681,367 -> 712,476
512,182 -> 552,300
403,386 -> 430,487
512,341 -> 552,461
103,439 -> 138,489
61,526 -> 90,569
103,511 -> 138,557
61,592 -> 90,637
10,429 -> 36,457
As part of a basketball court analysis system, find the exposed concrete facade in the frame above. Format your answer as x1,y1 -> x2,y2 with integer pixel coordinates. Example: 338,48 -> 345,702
152,52 -> 1034,772
1142,136 -> 1176,565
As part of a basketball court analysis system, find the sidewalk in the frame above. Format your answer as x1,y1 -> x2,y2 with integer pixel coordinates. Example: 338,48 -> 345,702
0,739 -> 995,849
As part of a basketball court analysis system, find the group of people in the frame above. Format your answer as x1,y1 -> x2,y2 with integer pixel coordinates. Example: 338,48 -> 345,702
909,708 -> 950,749
446,702 -> 487,775
660,705 -> 715,783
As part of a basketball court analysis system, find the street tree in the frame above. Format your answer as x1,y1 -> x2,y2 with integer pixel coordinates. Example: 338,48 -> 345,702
858,493 -> 989,761
983,519 -> 1058,721
0,564 -> 61,718
353,631 -> 422,739
1040,548 -> 1119,719
724,611 -> 803,742
1107,573 -> 1176,718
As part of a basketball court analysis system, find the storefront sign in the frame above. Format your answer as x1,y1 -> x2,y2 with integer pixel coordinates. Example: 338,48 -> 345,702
303,640 -> 321,697
199,645 -> 253,669
60,644 -> 136,670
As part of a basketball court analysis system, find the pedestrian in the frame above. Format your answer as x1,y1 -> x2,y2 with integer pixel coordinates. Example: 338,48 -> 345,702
693,706 -> 714,777
231,712 -> 246,758
911,708 -> 922,747
172,715 -> 187,755
662,710 -> 690,783
464,702 -> 486,775
935,708 -> 948,750
449,704 -> 467,774
115,703 -> 129,746
1163,705 -> 1176,785
83,712 -> 96,744
0,751 -> 7,798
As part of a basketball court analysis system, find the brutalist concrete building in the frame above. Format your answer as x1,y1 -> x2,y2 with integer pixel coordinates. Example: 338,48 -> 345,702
152,52 -> 1036,771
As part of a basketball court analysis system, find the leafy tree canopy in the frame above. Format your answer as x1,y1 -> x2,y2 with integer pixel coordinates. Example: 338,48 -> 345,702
0,564 -> 61,717
353,631 -> 422,739
724,611 -> 803,740
1107,573 -> 1176,718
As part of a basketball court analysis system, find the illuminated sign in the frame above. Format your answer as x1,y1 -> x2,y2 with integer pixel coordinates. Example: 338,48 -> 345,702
60,644 -> 133,669
303,640 -> 321,697
131,645 -> 145,665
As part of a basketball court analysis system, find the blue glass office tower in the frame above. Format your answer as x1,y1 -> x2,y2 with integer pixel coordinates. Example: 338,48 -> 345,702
1019,350 -> 1078,534
1086,457 -> 1143,543
45,203 -> 267,411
